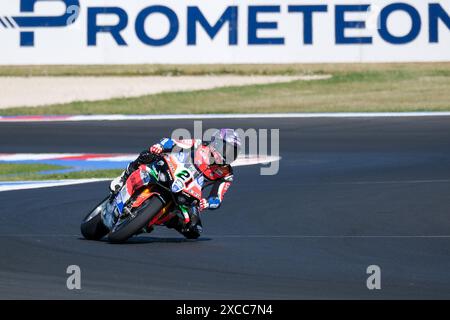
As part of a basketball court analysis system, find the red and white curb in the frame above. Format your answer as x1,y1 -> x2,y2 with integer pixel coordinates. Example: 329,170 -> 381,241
0,179 -> 109,193
1,112 -> 450,122
0,153 -> 134,162
0,153 -> 280,192
0,153 -> 280,165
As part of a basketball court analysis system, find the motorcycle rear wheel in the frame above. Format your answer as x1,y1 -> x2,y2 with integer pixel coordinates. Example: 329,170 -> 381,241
108,196 -> 164,243
80,197 -> 110,240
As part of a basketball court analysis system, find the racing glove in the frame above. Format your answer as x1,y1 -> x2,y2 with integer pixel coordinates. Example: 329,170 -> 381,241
150,144 -> 163,154
199,198 -> 209,211
199,197 -> 222,212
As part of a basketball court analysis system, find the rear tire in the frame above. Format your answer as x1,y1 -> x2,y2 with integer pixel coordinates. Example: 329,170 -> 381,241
108,196 -> 164,243
81,197 -> 110,240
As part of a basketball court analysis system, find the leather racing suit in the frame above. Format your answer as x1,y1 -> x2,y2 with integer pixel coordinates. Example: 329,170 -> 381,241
115,138 -> 234,238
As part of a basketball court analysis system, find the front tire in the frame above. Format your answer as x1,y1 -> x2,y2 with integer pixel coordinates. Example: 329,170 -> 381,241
81,197 -> 110,240
180,229 -> 201,240
167,216 -> 201,240
108,196 -> 164,243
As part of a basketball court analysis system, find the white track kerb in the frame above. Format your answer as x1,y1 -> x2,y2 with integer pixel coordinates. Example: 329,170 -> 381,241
0,179 -> 110,192
0,154 -> 281,192
1,112 -> 450,122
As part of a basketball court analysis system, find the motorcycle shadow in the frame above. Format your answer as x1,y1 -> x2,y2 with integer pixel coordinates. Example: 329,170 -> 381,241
116,236 -> 212,245
79,236 -> 212,245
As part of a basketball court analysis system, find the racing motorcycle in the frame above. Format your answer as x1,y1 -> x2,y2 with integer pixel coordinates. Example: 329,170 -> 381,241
80,151 -> 204,243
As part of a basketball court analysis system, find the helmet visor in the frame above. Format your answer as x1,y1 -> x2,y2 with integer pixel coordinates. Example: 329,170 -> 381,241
210,139 -> 239,164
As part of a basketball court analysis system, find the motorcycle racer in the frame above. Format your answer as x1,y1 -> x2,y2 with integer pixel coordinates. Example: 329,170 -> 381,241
110,129 -> 242,239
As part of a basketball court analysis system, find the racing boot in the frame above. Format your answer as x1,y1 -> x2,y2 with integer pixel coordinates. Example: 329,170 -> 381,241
166,208 -> 203,239
109,160 -> 139,193
110,150 -> 159,193
180,207 -> 203,239
110,170 -> 128,193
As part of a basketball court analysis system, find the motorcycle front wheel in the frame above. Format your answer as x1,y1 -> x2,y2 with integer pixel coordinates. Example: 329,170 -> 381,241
107,196 -> 164,243
80,196 -> 110,240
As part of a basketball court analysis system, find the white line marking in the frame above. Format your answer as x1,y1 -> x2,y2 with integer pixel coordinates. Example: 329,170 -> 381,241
243,179 -> 450,188
0,179 -> 108,192
0,153 -> 280,166
0,154 -> 280,191
206,235 -> 450,239
88,155 -> 136,162
0,234 -> 449,239
330,179 -> 450,185
304,179 -> 450,186
0,153 -> 83,161
1,112 -> 450,122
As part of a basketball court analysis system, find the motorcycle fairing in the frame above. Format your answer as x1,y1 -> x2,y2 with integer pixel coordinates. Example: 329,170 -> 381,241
115,165 -> 155,214
113,152 -> 202,228
164,153 -> 203,201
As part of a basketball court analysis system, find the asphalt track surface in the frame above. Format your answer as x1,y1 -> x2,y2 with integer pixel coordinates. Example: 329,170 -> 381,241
0,117 -> 450,299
